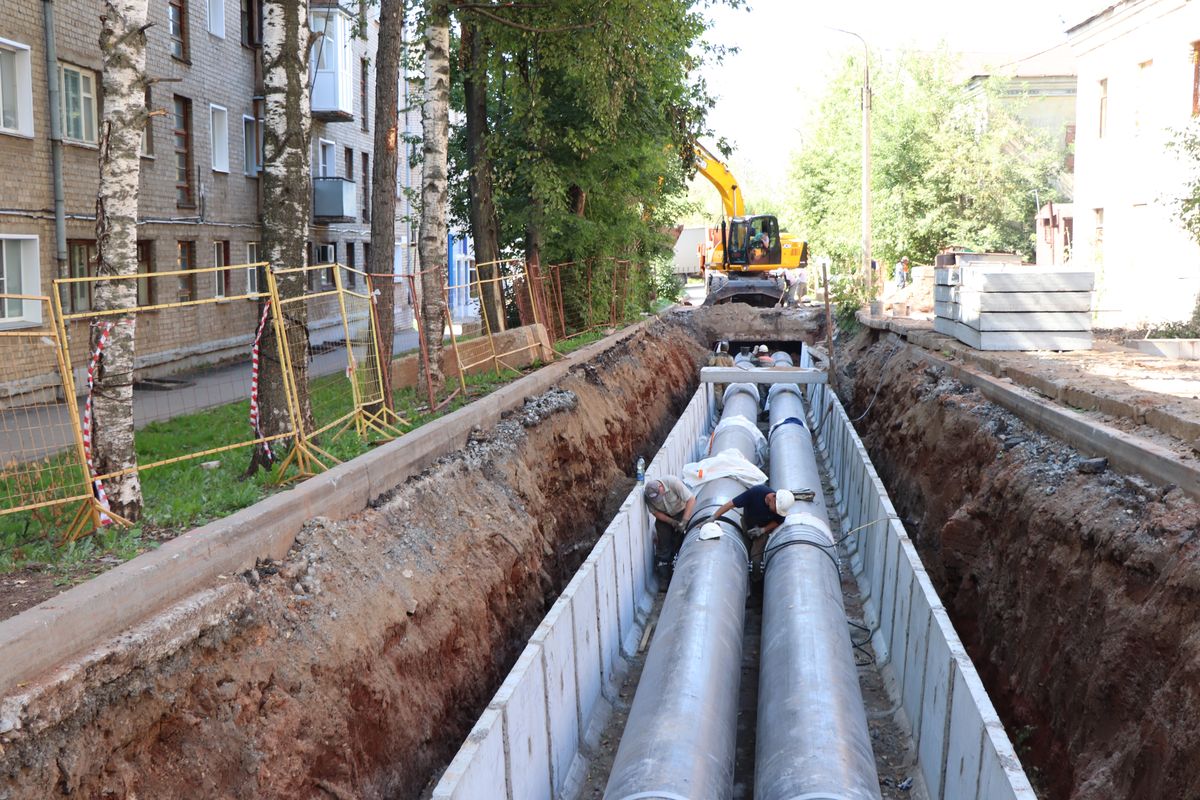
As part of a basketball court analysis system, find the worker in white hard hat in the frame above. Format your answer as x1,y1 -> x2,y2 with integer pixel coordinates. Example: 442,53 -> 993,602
644,476 -> 697,585
708,484 -> 795,538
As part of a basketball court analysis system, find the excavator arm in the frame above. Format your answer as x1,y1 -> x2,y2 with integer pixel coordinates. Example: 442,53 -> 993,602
694,144 -> 745,219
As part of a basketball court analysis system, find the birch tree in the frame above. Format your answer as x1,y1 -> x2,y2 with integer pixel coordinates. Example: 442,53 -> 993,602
418,0 -> 450,398
369,0 -> 404,407
91,0 -> 149,521
250,0 -> 313,474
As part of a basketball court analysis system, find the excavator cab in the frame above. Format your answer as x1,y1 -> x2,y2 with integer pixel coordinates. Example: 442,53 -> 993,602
726,215 -> 782,268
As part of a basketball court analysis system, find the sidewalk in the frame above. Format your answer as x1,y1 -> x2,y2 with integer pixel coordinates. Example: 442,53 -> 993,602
856,312 -> 1200,457
2,329 -> 421,462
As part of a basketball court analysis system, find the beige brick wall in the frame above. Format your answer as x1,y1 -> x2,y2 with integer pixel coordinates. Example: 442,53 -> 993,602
0,1 -> 408,399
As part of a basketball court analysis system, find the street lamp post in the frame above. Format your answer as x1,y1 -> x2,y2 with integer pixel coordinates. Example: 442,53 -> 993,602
830,28 -> 874,302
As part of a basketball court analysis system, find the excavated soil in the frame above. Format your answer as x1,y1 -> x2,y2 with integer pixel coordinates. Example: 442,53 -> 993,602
0,319 -> 709,799
838,330 -> 1200,800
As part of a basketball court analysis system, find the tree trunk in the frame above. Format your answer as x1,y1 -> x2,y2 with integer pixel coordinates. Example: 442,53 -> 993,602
369,0 -> 404,410
461,20 -> 504,333
252,0 -> 312,474
418,0 -> 450,399
91,0 -> 149,521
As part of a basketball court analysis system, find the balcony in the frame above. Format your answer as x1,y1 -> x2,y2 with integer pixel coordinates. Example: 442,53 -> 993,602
313,177 -> 356,222
310,8 -> 354,121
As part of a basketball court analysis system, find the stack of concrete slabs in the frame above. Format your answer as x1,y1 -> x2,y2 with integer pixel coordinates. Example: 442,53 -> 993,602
933,261 -> 1094,351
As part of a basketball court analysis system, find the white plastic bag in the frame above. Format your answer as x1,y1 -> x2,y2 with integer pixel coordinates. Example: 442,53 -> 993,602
682,448 -> 767,490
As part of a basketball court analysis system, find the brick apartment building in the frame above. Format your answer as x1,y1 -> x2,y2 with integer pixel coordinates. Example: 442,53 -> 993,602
0,0 -> 415,399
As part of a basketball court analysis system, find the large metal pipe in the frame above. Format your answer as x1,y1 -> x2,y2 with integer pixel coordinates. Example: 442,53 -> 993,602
756,382 -> 881,800
604,385 -> 761,800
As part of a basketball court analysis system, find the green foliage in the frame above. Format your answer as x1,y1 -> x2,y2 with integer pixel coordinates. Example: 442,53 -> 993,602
787,51 -> 1065,278
1167,119 -> 1200,326
446,0 -> 732,326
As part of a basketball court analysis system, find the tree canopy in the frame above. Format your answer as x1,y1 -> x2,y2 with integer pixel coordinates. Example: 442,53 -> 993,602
785,51 -> 1066,276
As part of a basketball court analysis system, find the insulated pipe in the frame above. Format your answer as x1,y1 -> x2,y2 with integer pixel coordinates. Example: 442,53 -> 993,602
756,384 -> 882,800
604,385 -> 760,800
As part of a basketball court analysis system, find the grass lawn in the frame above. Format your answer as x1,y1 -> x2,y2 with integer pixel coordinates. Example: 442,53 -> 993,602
0,318 -> 642,578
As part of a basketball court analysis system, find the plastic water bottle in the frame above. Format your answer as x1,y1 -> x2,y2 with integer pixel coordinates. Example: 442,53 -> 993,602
636,457 -> 646,483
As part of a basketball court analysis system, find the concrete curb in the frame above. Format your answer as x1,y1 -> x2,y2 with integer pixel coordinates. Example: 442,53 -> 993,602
861,313 -> 1200,444
0,321 -> 652,698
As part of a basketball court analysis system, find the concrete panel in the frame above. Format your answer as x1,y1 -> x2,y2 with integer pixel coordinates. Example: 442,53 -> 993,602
959,289 -> 1092,313
875,524 -> 903,664
959,269 -> 1094,293
610,512 -> 638,656
958,311 -> 1091,332
1127,338 -> 1200,360
430,708 -> 507,799
917,614 -> 954,800
934,285 -> 959,303
888,552 -> 916,677
535,600 -> 580,796
570,565 -> 602,736
592,536 -> 622,692
901,605 -> 932,753
934,300 -> 959,320
493,646 -> 553,800
944,665 -> 986,800
933,316 -> 957,338
952,322 -> 1093,352
978,741 -> 1020,800
934,267 -> 960,286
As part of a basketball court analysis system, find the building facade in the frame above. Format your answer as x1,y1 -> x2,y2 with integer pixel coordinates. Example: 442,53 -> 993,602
1068,0 -> 1200,327
0,0 -> 412,395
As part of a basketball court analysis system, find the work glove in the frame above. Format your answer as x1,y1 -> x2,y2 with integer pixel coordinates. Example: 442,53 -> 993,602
672,520 -> 686,534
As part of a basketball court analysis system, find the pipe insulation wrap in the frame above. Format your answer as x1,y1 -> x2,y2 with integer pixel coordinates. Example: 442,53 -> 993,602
756,386 -> 882,800
604,389 -> 760,800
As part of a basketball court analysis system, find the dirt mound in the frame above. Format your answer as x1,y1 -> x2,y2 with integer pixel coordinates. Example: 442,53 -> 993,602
839,331 -> 1200,800
0,320 -> 706,799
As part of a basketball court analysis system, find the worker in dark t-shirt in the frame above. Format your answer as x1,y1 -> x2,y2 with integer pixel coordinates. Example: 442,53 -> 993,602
708,484 -> 795,538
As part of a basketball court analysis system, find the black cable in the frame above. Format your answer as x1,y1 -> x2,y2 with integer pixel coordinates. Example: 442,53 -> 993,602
762,536 -> 840,575
848,343 -> 902,423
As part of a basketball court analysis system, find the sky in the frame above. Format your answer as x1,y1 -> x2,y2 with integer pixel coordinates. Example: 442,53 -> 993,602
691,0 -> 1097,213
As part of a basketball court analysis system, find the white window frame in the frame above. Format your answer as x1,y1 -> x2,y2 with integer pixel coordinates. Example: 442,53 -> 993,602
58,63 -> 97,145
213,241 -> 228,298
241,114 -> 261,175
208,0 -> 225,38
0,38 -> 34,138
210,103 -> 229,173
0,235 -> 42,327
314,243 -> 335,265
317,138 -> 336,177
246,242 -> 261,293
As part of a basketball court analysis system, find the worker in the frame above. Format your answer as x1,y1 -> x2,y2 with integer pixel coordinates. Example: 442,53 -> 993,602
708,484 -> 795,538
754,344 -> 774,367
708,342 -> 735,410
645,476 -> 697,584
895,256 -> 910,289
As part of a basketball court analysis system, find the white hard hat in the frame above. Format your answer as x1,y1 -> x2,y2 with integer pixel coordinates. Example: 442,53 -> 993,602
756,344 -> 769,354
775,489 -> 795,514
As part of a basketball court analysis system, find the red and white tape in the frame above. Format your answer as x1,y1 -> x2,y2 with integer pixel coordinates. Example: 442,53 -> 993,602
81,321 -> 115,524
249,300 -> 273,461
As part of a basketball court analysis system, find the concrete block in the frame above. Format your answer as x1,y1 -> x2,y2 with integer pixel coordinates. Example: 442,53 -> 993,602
979,740 -> 1021,800
943,665 -> 986,800
1146,406 -> 1200,443
917,618 -> 954,800
874,522 -> 903,664
889,543 -> 917,674
1001,366 -> 1063,401
569,565 -> 602,737
934,300 -> 959,320
492,645 -> 553,800
934,267 -> 960,286
1126,338 -> 1200,360
430,708 -> 507,800
533,600 -> 579,796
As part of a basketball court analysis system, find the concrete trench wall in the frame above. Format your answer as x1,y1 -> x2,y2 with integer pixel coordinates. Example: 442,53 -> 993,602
800,351 -> 1036,800
431,387 -> 709,800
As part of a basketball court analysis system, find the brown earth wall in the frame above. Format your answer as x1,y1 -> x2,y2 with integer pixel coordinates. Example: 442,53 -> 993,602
838,329 -> 1200,800
0,318 -> 705,799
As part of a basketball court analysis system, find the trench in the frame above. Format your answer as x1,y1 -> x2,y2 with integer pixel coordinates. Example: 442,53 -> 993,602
0,318 -> 721,800
837,328 -> 1200,800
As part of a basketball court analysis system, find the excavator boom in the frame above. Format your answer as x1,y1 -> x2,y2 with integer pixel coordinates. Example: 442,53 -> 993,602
694,144 -> 746,218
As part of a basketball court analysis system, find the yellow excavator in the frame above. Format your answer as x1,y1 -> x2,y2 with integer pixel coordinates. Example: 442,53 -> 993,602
694,143 -> 808,305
